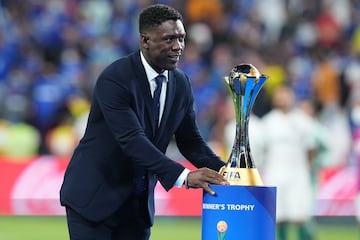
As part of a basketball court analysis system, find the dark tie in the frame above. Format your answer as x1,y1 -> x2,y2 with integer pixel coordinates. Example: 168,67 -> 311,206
134,75 -> 164,195
153,75 -> 165,129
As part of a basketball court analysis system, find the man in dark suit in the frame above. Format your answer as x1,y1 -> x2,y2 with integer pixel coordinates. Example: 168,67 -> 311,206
60,4 -> 228,240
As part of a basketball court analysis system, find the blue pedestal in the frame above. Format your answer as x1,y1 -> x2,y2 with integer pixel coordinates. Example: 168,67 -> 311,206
202,185 -> 276,240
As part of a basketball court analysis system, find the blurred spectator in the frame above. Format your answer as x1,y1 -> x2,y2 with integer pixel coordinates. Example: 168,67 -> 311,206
31,61 -> 67,141
263,60 -> 286,98
287,55 -> 315,102
298,100 -> 331,190
0,120 -> 11,156
314,5 -> 342,49
343,51 -> 360,109
261,85 -> 316,240
350,96 -> 360,226
185,0 -> 223,26
255,0 -> 286,44
46,124 -> 78,157
0,67 -> 32,123
351,26 -> 360,55
67,96 -> 91,140
79,0 -> 112,36
311,51 -> 340,111
0,120 -> 40,159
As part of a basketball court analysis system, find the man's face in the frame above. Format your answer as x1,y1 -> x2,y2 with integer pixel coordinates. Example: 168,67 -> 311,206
272,86 -> 295,112
141,19 -> 185,73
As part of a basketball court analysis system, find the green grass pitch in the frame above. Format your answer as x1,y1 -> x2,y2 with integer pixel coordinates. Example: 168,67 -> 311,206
0,216 -> 358,240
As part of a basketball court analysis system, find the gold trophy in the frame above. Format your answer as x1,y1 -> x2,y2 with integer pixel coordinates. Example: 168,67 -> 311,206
220,64 -> 268,185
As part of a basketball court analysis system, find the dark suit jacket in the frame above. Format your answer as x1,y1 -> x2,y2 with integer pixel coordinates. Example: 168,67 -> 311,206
60,50 -> 225,225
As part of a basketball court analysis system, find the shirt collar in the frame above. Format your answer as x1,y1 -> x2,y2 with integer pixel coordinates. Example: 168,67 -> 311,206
140,51 -> 168,82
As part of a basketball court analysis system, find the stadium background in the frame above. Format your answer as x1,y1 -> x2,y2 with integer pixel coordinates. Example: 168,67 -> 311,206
0,0 -> 359,239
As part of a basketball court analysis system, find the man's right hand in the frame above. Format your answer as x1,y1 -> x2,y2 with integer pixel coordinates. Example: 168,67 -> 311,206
186,167 -> 229,195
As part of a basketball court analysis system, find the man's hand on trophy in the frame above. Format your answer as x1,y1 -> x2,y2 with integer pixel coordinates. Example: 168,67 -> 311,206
186,167 -> 229,195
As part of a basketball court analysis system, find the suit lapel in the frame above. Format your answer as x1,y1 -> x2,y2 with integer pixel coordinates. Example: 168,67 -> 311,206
130,51 -> 156,136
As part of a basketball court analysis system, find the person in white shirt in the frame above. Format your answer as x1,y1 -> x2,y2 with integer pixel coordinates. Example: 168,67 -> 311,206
261,84 -> 316,240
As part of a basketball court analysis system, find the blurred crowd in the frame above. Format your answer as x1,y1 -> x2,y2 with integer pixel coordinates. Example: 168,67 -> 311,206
0,0 -> 359,174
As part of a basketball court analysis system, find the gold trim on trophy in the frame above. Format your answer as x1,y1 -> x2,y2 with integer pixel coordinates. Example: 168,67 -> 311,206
219,167 -> 263,186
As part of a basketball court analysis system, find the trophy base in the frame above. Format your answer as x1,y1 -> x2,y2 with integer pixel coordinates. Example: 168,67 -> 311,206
202,185 -> 276,240
219,167 -> 263,186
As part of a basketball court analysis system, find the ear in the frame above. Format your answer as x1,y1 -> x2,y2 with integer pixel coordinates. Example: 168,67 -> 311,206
141,34 -> 149,49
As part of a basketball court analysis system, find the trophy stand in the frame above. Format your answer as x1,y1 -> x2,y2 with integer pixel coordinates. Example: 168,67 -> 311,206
202,64 -> 277,240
